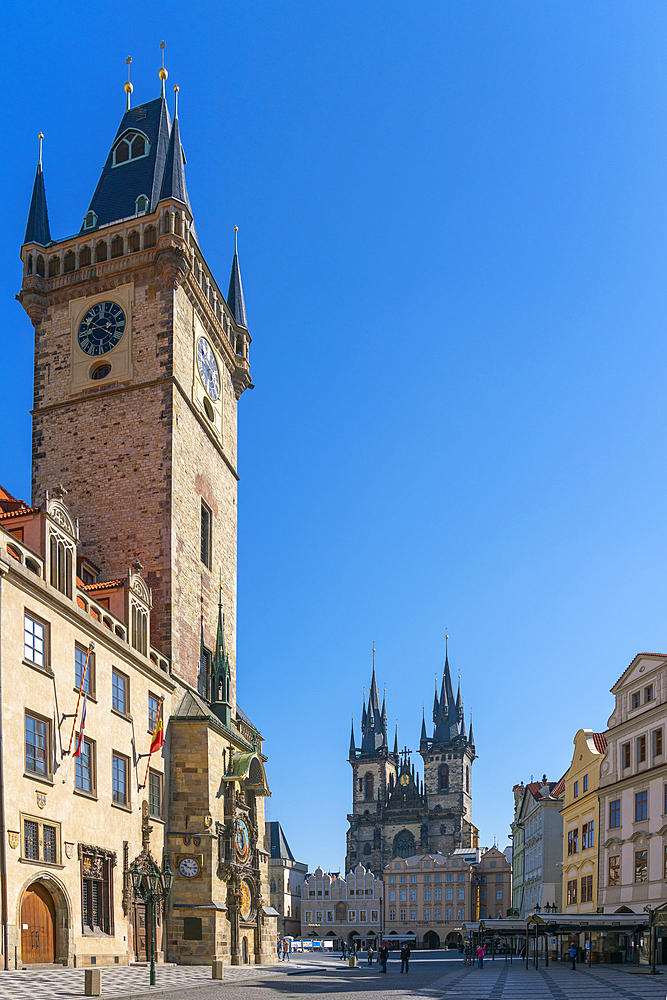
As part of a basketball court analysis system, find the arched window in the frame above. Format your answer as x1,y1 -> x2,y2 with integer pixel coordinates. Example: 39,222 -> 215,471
36,255 -> 45,277
393,830 -> 415,859
440,823 -> 446,835
48,255 -> 60,277
113,131 -> 150,166
128,231 -> 140,253
439,764 -> 449,791
95,241 -> 107,263
110,235 -> 124,259
335,902 -> 346,922
83,210 -> 97,231
364,772 -> 374,801
466,766 -> 470,793
63,250 -> 75,273
143,225 -> 157,249
135,194 -> 150,215
79,246 -> 91,267
174,212 -> 183,236
270,880 -> 276,893
363,843 -> 371,856
131,603 -> 148,656
49,533 -> 72,598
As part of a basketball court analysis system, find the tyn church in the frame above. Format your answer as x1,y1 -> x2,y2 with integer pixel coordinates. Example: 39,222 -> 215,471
345,648 -> 478,876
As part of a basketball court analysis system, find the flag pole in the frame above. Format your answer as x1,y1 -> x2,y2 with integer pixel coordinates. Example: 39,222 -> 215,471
66,644 -> 93,755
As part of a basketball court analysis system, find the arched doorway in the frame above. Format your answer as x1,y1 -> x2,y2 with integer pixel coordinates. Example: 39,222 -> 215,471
242,936 -> 249,963
423,930 -> 440,949
445,931 -> 462,949
21,883 -> 55,963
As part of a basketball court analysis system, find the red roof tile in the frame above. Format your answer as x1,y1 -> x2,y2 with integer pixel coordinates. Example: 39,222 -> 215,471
592,733 -> 608,754
81,580 -> 124,592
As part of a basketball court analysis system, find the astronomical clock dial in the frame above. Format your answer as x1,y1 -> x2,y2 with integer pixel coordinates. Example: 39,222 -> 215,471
178,857 -> 200,878
239,879 -> 252,921
196,336 -> 220,401
235,819 -> 250,864
78,301 -> 126,356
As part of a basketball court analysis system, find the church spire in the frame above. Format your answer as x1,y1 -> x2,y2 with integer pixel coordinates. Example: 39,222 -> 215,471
360,647 -> 388,755
24,133 -> 51,246
227,227 -> 248,330
210,571 -> 231,727
160,87 -> 189,208
433,636 -> 461,744
393,724 -> 399,759
349,717 -> 356,760
468,712 -> 475,749
420,707 -> 429,750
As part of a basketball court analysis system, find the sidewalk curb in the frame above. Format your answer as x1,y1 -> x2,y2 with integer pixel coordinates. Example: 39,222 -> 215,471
100,965 -> 329,999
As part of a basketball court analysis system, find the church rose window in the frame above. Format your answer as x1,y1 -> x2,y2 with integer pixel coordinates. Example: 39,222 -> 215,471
394,831 -> 415,859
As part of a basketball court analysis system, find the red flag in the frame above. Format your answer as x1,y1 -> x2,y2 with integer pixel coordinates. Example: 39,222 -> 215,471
149,699 -> 164,755
73,693 -> 88,757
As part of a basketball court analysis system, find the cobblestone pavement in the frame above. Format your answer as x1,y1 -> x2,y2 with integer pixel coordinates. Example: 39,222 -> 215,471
1,952 -> 667,1000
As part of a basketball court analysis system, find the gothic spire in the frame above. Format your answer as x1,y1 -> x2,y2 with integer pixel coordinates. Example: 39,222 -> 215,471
456,677 -> 462,721
360,649 -> 388,754
24,134 -> 51,246
468,713 -> 475,749
433,638 -> 461,744
393,724 -> 399,758
432,680 -> 439,724
211,572 -> 231,727
227,227 -> 248,330
159,87 -> 189,206
349,717 -> 356,760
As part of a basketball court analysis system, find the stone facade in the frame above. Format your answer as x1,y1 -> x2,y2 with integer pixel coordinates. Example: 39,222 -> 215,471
561,729 -> 607,913
346,656 -> 478,876
267,822 -> 307,940
510,776 -> 564,916
384,852 -> 473,949
598,653 -> 667,916
302,866 -> 382,949
474,847 -> 513,921
10,77 -> 276,968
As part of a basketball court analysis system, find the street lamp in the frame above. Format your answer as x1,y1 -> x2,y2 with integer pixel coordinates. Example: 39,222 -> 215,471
131,858 -> 173,986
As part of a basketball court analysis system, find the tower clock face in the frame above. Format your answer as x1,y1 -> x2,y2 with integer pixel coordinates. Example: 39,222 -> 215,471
178,857 -> 200,878
78,301 -> 126,356
235,819 -> 250,863
196,337 -> 220,401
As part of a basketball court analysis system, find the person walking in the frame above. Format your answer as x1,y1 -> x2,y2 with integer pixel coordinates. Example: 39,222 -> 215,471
463,945 -> 471,966
277,937 -> 282,961
400,944 -> 411,973
366,943 -> 374,966
477,943 -> 485,969
283,938 -> 290,962
379,943 -> 389,973
569,942 -> 577,971
341,941 -> 347,960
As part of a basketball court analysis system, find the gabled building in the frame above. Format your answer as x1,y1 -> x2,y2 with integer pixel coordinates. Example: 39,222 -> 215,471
561,729 -> 607,913
302,865 -> 382,951
267,822 -> 307,939
510,775 -> 564,916
346,646 -> 478,876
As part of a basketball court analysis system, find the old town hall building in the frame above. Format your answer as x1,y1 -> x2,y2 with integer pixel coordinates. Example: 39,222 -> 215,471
0,64 -> 277,968
346,649 -> 478,876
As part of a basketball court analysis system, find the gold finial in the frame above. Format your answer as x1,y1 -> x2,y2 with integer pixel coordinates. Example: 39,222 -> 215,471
38,133 -> 43,167
159,40 -> 168,95
174,85 -> 179,119
125,56 -> 133,110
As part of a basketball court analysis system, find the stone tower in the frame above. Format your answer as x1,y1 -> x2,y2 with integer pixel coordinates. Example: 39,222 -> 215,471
345,644 -> 478,876
419,642 -> 477,855
18,84 -> 251,697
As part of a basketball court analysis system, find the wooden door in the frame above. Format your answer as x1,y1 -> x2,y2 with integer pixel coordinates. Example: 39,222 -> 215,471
133,903 -> 148,962
21,886 -> 55,964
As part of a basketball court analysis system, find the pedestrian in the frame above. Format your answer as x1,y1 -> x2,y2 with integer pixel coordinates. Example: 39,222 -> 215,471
341,941 -> 347,960
477,943 -> 485,969
400,943 -> 411,973
379,943 -> 389,973
463,945 -> 471,966
283,938 -> 290,962
366,943 -> 374,966
277,937 -> 282,961
569,942 -> 577,971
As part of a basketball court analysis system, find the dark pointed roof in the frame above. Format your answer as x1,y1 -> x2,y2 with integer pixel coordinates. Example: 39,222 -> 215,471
360,661 -> 388,755
82,97 -> 172,233
420,710 -> 428,744
393,725 -> 399,757
268,821 -> 295,862
349,718 -> 356,759
227,248 -> 248,330
468,716 -> 475,748
433,646 -> 464,745
159,111 -> 188,205
24,159 -> 51,246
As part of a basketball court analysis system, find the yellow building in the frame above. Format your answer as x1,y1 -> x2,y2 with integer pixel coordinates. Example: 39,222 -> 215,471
561,729 -> 608,913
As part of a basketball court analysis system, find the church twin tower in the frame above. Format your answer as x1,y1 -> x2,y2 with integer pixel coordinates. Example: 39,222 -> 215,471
346,647 -> 478,875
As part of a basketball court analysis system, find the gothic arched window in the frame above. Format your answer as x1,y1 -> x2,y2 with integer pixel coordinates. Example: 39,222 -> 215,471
79,246 -> 91,267
63,250 -> 75,273
143,225 -> 157,249
270,880 -> 276,893
363,843 -> 371,856
439,764 -> 449,791
393,830 -> 415,859
113,131 -> 149,166
364,772 -> 374,801
466,766 -> 470,793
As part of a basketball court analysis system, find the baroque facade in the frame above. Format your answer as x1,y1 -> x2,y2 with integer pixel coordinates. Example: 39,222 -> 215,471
510,776 -> 564,916
6,65 -> 277,967
302,866 -> 382,950
345,650 -> 478,876
561,729 -> 607,913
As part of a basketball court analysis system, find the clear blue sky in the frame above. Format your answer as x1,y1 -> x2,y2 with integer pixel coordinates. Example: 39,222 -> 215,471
2,1 -> 667,872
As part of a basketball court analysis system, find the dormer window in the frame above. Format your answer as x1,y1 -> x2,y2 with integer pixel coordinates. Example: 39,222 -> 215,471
112,131 -> 150,167
83,210 -> 97,231
135,194 -> 150,215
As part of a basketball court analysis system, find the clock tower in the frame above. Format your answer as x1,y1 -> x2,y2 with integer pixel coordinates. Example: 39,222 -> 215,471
18,67 -> 276,966
18,78 -> 251,697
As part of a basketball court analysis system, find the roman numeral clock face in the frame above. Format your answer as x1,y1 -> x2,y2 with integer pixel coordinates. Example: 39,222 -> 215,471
196,337 -> 220,401
78,302 -> 126,356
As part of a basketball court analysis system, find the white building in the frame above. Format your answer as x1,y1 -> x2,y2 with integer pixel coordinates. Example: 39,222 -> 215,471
302,865 -> 382,950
